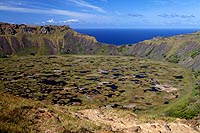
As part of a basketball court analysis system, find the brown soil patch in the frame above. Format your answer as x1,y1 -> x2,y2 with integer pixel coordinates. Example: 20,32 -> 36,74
74,109 -> 200,133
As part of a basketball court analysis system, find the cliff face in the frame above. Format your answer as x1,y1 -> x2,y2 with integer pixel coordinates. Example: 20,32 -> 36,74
0,23 -> 118,56
123,34 -> 200,71
0,23 -> 200,71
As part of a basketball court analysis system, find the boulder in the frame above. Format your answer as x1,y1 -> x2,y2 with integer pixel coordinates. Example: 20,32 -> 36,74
7,28 -> 17,35
40,26 -> 54,34
123,104 -> 136,109
25,89 -> 32,93
99,70 -> 109,75
22,27 -> 36,33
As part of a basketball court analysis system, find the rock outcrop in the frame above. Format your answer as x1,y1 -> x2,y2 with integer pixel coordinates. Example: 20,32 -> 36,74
75,109 -> 200,133
123,34 -> 200,70
0,22 -> 118,57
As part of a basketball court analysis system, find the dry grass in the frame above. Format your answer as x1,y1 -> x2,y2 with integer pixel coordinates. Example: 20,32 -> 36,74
0,55 -> 197,132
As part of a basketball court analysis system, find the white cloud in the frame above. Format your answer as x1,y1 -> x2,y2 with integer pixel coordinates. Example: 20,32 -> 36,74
46,19 -> 54,23
61,19 -> 79,23
0,5 -> 96,19
68,0 -> 106,13
0,3 -> 111,26
43,19 -> 78,24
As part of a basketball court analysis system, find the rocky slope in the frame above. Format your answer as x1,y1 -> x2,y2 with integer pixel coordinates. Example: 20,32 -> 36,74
123,33 -> 200,71
1,92 -> 199,133
75,109 -> 200,133
0,22 -> 118,56
0,22 -> 200,71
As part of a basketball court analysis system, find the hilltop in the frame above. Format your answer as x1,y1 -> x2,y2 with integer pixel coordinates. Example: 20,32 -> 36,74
0,22 -> 118,56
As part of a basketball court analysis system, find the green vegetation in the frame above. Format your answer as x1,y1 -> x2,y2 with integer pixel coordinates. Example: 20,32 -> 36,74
190,48 -> 200,59
59,49 -> 66,55
38,42 -> 52,55
117,45 -> 128,53
101,45 -> 108,53
77,43 -> 83,53
194,70 -> 200,78
0,93 -> 103,132
165,85 -> 200,119
0,55 -> 195,111
0,23 -> 200,132
16,46 -> 38,56
0,55 -> 198,132
145,47 -> 155,56
166,54 -> 180,63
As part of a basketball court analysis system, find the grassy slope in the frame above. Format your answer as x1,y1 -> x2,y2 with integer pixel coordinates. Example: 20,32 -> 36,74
126,32 -> 200,71
144,33 -> 200,58
0,55 -> 198,123
0,92 -> 104,132
140,65 -> 196,115
1,24 -> 102,56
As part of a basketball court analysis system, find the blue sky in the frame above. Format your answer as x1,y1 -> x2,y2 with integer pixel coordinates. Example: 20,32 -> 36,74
0,0 -> 200,28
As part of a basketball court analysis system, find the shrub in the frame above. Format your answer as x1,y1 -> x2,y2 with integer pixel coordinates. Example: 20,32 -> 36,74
166,54 -> 180,63
191,49 -> 200,59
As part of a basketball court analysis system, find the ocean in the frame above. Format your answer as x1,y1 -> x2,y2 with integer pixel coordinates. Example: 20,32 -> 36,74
75,29 -> 199,45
